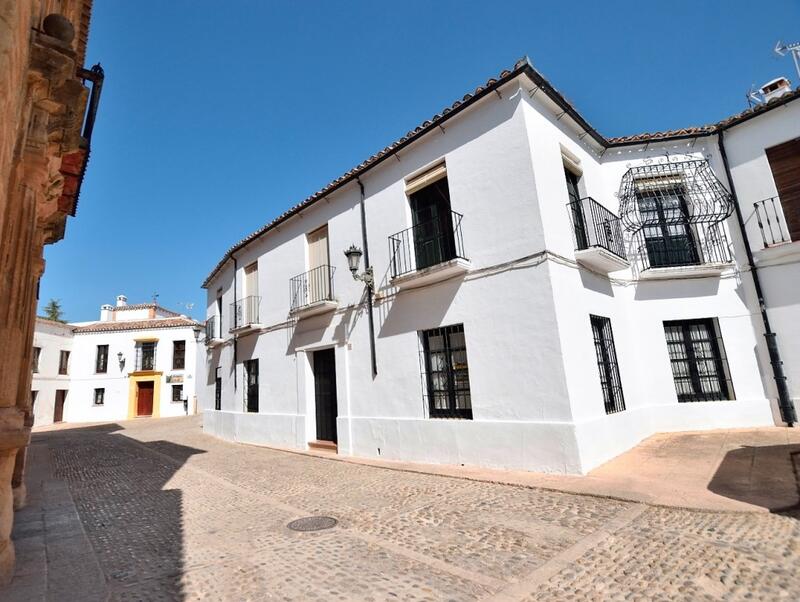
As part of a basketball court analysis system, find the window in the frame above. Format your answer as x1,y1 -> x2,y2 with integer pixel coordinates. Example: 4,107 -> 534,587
172,340 -> 186,370
58,350 -> 70,375
407,166 -> 456,271
766,137 -> 800,241
244,359 -> 259,413
93,388 -> 104,406
590,316 -> 625,414
172,384 -> 183,403
215,367 -> 222,411
136,342 -> 156,371
565,168 -> 588,250
636,182 -> 699,268
32,347 -> 41,373
663,318 -> 734,402
421,324 -> 472,419
216,295 -> 223,335
95,344 -> 109,373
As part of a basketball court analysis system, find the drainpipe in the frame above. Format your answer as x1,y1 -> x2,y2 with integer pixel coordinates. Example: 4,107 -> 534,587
357,178 -> 378,377
718,130 -> 796,426
232,255 -> 238,391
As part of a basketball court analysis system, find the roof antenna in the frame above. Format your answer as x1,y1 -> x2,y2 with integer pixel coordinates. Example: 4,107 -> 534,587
775,40 -> 800,81
152,292 -> 159,304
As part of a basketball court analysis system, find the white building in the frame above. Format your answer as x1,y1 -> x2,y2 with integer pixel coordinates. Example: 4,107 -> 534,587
32,295 -> 203,426
199,58 -> 800,474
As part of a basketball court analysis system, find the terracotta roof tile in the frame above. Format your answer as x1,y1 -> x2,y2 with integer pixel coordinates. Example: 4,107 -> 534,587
73,317 -> 200,334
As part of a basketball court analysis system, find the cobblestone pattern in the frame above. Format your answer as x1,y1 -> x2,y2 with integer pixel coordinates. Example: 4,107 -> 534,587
26,417 -> 800,600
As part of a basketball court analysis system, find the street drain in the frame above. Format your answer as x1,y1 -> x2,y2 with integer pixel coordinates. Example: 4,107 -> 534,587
287,516 -> 338,532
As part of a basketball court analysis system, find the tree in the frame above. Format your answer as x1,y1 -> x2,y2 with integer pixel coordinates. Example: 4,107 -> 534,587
42,298 -> 65,322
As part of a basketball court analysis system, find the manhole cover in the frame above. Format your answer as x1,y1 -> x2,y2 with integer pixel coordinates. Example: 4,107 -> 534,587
287,516 -> 338,532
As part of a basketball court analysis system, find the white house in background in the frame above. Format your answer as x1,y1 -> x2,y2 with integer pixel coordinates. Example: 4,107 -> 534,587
199,57 -> 800,474
32,295 -> 203,426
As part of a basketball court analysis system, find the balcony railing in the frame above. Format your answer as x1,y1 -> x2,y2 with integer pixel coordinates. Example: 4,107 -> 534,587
636,221 -> 731,272
567,197 -> 626,260
389,210 -> 466,278
290,265 -> 335,312
205,315 -> 219,343
754,196 -> 792,247
230,295 -> 261,331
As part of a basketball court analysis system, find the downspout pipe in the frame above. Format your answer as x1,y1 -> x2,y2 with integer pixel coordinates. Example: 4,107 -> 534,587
718,130 -> 796,426
232,255 -> 238,391
357,178 -> 378,377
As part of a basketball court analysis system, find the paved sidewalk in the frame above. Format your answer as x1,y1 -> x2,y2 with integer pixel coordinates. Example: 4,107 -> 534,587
311,426 -> 800,512
2,416 -> 800,600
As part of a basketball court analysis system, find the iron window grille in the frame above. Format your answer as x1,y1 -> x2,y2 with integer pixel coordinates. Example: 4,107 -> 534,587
389,211 -> 466,278
663,318 -> 734,402
290,265 -> 335,312
589,315 -> 625,414
754,196 -> 792,247
32,347 -> 41,373
568,197 -> 627,260
420,324 -> 472,419
95,344 -> 108,373
135,342 -> 156,371
58,350 -> 69,375
171,384 -> 183,402
618,159 -> 734,271
243,359 -> 259,413
230,295 -> 261,331
173,340 -> 186,370
93,388 -> 104,406
214,367 -> 222,411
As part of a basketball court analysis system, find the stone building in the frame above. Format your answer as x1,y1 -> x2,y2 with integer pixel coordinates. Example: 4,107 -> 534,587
31,296 -> 204,426
0,0 -> 102,584
199,58 -> 799,477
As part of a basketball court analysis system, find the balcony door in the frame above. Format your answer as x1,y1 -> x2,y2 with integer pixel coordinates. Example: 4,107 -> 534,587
637,187 -> 699,267
565,168 -> 588,250
307,225 -> 330,304
243,262 -> 259,325
409,177 -> 455,271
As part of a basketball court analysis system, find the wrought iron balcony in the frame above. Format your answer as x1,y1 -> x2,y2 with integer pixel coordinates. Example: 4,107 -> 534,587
229,295 -> 261,333
634,222 -> 732,277
289,265 -> 337,318
205,315 -> 222,345
567,197 -> 628,272
388,211 -> 468,284
754,196 -> 792,247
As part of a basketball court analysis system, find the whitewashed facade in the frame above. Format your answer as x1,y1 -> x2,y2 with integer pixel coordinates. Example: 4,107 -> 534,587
32,295 -> 203,426
200,59 -> 800,474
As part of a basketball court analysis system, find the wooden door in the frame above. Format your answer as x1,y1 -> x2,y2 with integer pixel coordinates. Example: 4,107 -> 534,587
137,381 -> 154,416
53,390 -> 66,423
307,225 -> 330,303
409,178 -> 455,270
313,348 -> 338,443
766,138 -> 800,240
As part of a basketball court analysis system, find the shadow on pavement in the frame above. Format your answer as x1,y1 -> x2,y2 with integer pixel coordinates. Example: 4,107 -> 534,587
20,421 -> 206,600
707,444 -> 800,516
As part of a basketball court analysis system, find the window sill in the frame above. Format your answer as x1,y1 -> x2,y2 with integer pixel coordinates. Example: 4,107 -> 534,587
639,262 -> 732,280
390,258 -> 471,291
574,247 -> 629,273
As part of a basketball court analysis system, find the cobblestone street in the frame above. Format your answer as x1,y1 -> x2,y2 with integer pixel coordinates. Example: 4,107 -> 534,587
4,417 -> 800,601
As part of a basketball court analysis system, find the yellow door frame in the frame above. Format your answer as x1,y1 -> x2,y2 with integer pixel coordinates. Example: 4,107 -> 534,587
128,372 -> 163,419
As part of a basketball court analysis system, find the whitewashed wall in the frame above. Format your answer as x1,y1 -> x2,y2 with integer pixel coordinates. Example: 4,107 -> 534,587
202,72 -> 786,474
31,320 -> 73,427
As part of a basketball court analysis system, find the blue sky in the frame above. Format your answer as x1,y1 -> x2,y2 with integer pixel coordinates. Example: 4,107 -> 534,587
41,1 -> 800,321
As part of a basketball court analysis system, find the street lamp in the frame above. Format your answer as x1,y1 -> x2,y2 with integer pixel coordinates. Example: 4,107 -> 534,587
344,244 -> 374,288
117,351 -> 125,370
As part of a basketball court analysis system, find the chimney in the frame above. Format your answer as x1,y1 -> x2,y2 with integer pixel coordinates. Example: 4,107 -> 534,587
99,303 -> 114,321
116,294 -> 127,307
759,77 -> 793,102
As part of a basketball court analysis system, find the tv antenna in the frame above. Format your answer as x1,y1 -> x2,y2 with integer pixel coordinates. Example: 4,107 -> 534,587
775,40 -> 800,81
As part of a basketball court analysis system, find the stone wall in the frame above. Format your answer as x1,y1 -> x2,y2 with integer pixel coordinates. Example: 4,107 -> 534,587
0,0 -> 93,585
